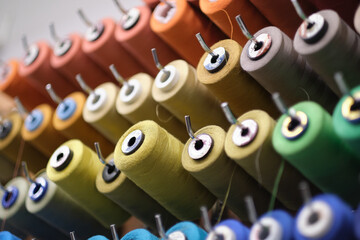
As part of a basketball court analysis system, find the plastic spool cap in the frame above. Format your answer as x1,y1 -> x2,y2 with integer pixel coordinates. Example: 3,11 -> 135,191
28,176 -> 48,202
1,186 -> 19,209
121,129 -> 145,155
119,79 -> 142,104
56,98 -> 77,121
24,109 -> 44,132
85,22 -> 105,42
153,1 -> 176,24
102,158 -> 121,183
155,65 -> 179,92
168,231 -> 187,240
0,120 -> 13,139
281,111 -> 309,140
121,8 -> 141,30
207,226 -> 236,240
232,119 -> 258,147
85,88 -> 108,112
298,13 -> 328,44
249,217 -> 283,240
341,91 -> 360,123
50,145 -> 74,171
53,38 -> 73,56
247,33 -> 272,60
187,133 -> 213,160
203,47 -> 228,73
23,44 -> 39,66
296,200 -> 333,239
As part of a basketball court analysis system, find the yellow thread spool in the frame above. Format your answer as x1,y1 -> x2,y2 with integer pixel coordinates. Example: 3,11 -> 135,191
152,60 -> 228,130
115,72 -> 188,142
21,104 -> 68,157
96,153 -> 178,229
46,139 -> 130,228
182,125 -> 273,221
82,82 -> 132,144
224,110 -> 320,210
196,39 -> 278,117
114,120 -> 216,220
0,112 -> 47,173
52,92 -> 114,156
25,170 -> 109,239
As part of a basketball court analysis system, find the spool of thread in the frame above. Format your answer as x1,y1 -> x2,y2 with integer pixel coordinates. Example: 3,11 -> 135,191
207,219 -> 249,240
152,59 -> 228,130
0,59 -> 52,109
0,177 -> 66,240
166,221 -> 207,240
21,104 -> 67,158
114,5 -> 181,76
249,210 -> 294,240
46,139 -> 131,228
115,72 -> 188,142
355,204 -> 360,240
150,0 -> 226,67
88,236 -> 109,240
294,194 -> 355,240
52,91 -> 114,156
240,26 -> 338,113
293,10 -> 360,96
50,33 -> 113,89
114,120 -> 215,220
82,82 -> 132,144
96,153 -> 178,229
81,18 -> 143,78
225,110 -> 320,211
182,125 -> 274,220
199,0 -> 270,45
120,229 -> 158,240
19,41 -> 77,98
0,231 -> 20,240
332,85 -> 360,159
26,170 -> 109,239
355,5 -> 360,34
272,101 -> 360,206
248,0 -> 317,37
0,112 -> 48,173
197,39 -> 277,117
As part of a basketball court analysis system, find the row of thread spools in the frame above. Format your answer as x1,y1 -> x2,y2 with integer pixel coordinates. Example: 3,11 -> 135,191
0,0 -> 359,239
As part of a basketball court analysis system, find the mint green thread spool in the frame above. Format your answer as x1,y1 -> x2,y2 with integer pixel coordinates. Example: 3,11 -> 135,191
272,101 -> 360,206
333,85 -> 360,159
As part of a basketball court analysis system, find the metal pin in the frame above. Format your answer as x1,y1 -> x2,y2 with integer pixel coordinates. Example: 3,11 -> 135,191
76,74 -> 93,95
0,183 -> 7,193
272,93 -> 297,119
49,22 -> 60,42
14,97 -> 30,120
70,231 -> 76,240
22,35 -> 30,52
220,102 -> 245,128
46,84 -> 63,105
185,115 -> 197,140
109,64 -> 129,88
196,33 -> 217,58
22,161 -> 37,185
290,0 -> 313,25
110,224 -> 120,240
200,206 -> 212,232
155,214 -> 167,240
334,72 -> 354,100
151,48 -> 171,77
235,15 -> 258,44
244,195 -> 258,224
113,0 -> 127,14
77,9 -> 93,27
299,181 -> 312,206
94,142 -> 115,171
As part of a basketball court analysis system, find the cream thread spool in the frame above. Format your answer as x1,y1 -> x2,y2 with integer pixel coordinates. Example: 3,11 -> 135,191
151,48 -> 228,130
110,64 -> 188,142
114,120 -> 216,220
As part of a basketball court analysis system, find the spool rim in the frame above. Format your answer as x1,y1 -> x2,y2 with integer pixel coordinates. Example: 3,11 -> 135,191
232,119 -> 258,147
121,8 -> 141,30
28,177 -> 48,202
203,47 -> 227,73
56,98 -> 77,121
341,91 -> 360,123
281,111 -> 308,140
102,158 -> 121,183
187,133 -> 213,160
85,22 -> 105,42
23,44 -> 39,66
298,13 -> 328,44
119,79 -> 142,104
153,0 -> 176,24
1,186 -> 19,209
121,129 -> 145,155
168,230 -> 187,240
25,109 -> 44,132
54,38 -> 73,56
0,120 -> 12,139
50,145 -> 73,171
250,217 -> 283,240
207,225 -> 236,240
247,33 -> 272,60
154,65 -> 179,92
85,88 -> 107,112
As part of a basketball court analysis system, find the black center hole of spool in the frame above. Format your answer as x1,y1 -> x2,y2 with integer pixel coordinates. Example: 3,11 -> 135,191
195,139 -> 204,150
57,153 -> 64,162
92,94 -> 101,104
33,183 -> 41,194
159,4 -> 172,18
259,226 -> 270,240
241,127 -> 249,136
307,22 -> 315,30
350,100 -> 360,111
107,163 -> 116,174
308,212 -> 319,224
254,41 -> 263,51
128,136 -> 136,147
4,192 -> 12,202
288,118 -> 300,131
210,54 -> 219,64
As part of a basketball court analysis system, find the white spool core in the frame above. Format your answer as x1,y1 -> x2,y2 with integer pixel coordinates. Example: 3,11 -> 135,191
85,88 -> 107,112
121,8 -> 140,30
249,217 -> 283,240
168,231 -> 187,240
119,79 -> 142,104
206,226 -> 236,240
24,44 -> 40,66
54,39 -> 72,56
296,201 -> 333,239
153,0 -> 177,24
154,65 -> 179,92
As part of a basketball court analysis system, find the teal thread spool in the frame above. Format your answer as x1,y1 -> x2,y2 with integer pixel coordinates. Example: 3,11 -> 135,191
272,101 -> 360,206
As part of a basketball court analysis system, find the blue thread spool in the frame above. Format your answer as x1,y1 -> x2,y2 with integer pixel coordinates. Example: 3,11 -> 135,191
0,231 -> 21,240
294,194 -> 355,240
249,210 -> 294,240
24,109 -> 43,131
56,98 -> 77,120
87,235 -> 109,240
206,219 -> 250,240
355,204 -> 360,240
166,221 -> 207,240
121,229 -> 159,240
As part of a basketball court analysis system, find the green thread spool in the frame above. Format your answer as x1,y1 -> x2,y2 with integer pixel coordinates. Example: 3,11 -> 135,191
26,170 -> 109,239
96,153 -> 178,229
272,101 -> 360,206
224,110 -> 320,211
333,85 -> 360,159
182,125 -> 273,221
46,139 -> 131,228
0,177 -> 66,240
114,120 -> 216,220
